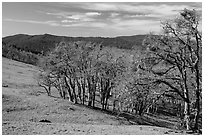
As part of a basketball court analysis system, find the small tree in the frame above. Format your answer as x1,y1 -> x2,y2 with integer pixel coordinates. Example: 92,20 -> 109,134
37,71 -> 52,96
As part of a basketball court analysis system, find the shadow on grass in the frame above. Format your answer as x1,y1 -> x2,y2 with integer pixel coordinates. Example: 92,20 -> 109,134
48,95 -> 179,130
49,95 -> 62,99
73,103 -> 179,129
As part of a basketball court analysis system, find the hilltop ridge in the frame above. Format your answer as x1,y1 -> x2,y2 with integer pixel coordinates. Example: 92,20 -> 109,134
2,34 -> 146,54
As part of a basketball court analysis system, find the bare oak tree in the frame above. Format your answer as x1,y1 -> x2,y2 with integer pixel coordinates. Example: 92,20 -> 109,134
141,8 -> 201,130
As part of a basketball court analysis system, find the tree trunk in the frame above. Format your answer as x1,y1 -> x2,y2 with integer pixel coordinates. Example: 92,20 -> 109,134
82,77 -> 86,105
104,95 -> 108,110
92,76 -> 96,108
76,79 -> 82,103
105,88 -> 111,110
194,92 -> 200,130
139,102 -> 144,116
70,78 -> 78,104
183,88 -> 191,130
39,84 -> 51,96
87,77 -> 92,106
146,107 -> 150,113
100,78 -> 104,109
64,77 -> 73,102
182,67 -> 191,130
48,86 -> 51,96
104,79 -> 110,110
113,99 -> 117,111
184,101 -> 190,130
62,86 -> 66,99
194,71 -> 200,130
92,86 -> 96,108
194,37 -> 201,130
59,83 -> 64,98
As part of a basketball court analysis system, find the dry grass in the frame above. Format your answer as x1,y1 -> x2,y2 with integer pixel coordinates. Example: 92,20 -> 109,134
2,57 -> 186,135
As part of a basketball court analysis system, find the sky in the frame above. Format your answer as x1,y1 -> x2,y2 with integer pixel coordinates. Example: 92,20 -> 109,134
2,2 -> 202,37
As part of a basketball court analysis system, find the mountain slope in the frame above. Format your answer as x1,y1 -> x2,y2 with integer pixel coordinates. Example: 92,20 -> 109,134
118,35 -> 146,50
2,34 -> 146,54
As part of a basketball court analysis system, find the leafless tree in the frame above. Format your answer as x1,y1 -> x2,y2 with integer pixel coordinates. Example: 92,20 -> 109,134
141,8 -> 201,130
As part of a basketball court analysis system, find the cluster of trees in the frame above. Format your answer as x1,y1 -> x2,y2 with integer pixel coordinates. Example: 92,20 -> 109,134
37,41 -> 129,109
37,9 -> 201,132
2,43 -> 39,65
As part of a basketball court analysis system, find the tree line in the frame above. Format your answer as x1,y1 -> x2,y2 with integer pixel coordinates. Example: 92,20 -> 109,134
2,43 -> 40,65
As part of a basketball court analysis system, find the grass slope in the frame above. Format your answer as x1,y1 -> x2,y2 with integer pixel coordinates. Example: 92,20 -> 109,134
2,57 -> 185,135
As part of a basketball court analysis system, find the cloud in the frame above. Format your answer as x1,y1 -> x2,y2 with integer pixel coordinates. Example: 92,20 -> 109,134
85,12 -> 101,16
3,17 -> 108,29
93,15 -> 161,35
40,3 -> 202,29
46,12 -> 69,18
110,13 -> 120,18
3,18 -> 60,26
124,14 -> 159,18
61,19 -> 76,23
61,22 -> 107,28
79,3 -> 200,18
66,14 -> 95,22
81,3 -> 118,11
46,11 -> 101,23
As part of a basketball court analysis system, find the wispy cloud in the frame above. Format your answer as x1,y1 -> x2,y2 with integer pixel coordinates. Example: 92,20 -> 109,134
46,11 -> 101,22
85,12 -> 101,16
61,22 -> 107,28
3,18 -> 60,26
78,3 -> 199,18
110,13 -> 120,18
3,18 -> 107,29
61,19 -> 76,23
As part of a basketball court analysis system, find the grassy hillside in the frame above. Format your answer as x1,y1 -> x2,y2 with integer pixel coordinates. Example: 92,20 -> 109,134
2,57 -> 186,135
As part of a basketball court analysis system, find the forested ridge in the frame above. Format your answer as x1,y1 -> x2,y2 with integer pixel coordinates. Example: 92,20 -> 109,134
2,33 -> 146,54
2,33 -> 146,66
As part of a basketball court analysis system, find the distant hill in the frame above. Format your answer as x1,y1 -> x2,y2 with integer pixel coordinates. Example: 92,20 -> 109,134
118,35 -> 146,45
2,34 -> 146,54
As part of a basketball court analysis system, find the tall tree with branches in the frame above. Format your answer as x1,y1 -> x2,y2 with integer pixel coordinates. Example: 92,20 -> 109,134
141,8 -> 202,130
